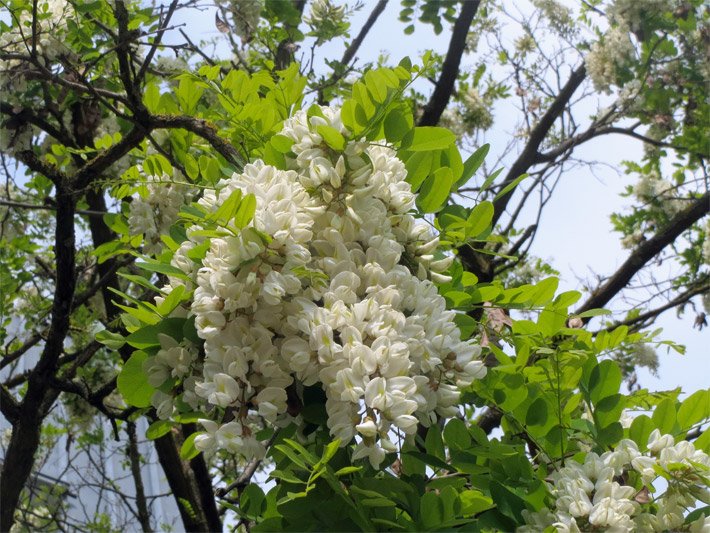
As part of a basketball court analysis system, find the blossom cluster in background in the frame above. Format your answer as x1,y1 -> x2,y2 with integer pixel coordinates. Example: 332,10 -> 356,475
520,430 -> 710,532
128,169 -> 194,255
147,106 -> 486,467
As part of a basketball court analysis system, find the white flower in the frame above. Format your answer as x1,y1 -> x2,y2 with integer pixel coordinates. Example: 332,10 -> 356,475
647,429 -> 675,453
351,441 -> 387,469
355,418 -> 378,438
194,373 -> 240,407
154,104 -> 486,465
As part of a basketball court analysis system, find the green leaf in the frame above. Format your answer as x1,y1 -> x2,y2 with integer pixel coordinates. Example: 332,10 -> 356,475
425,426 -> 446,460
678,390 -> 710,430
270,134 -> 294,153
316,125 -> 345,151
117,351 -> 154,408
595,394 -> 624,428
419,492 -> 443,530
589,360 -> 622,405
526,397 -> 549,427
404,451 -> 451,471
135,261 -> 189,280
466,201 -> 494,239
489,481 -> 525,522
494,173 -> 528,201
576,308 -> 612,318
454,313 -> 477,339
269,469 -> 304,484
468,285 -> 501,304
273,445 -> 309,470
402,126 -> 456,152
234,193 -> 256,229
456,144 -> 490,189
652,398 -> 677,435
241,484 -> 266,517
384,108 -> 412,142
146,420 -> 173,440
537,307 -> 566,337
156,284 -> 186,316
443,418 -> 472,451
404,151 -> 434,191
117,272 -> 162,294
629,415 -> 654,450
443,290 -> 472,308
180,432 -> 200,460
334,466 -> 362,477
597,422 -> 623,448
208,188 -> 242,226
364,70 -> 390,103
458,490 -> 494,516
694,427 -> 710,453
529,277 -> 559,306
416,167 -> 453,213
125,317 -> 186,349
95,329 -> 125,350
320,439 -> 341,464
401,441 -> 426,476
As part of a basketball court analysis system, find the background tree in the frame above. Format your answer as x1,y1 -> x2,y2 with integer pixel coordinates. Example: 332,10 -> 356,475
0,0 -> 708,531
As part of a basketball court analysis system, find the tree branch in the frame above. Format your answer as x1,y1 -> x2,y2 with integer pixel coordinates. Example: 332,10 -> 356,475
0,185 -> 76,530
576,192 -> 710,317
418,0 -> 481,127
596,277 -> 710,333
0,198 -> 106,217
341,0 -> 388,67
216,429 -> 280,498
0,384 -> 20,423
491,64 -> 586,227
150,114 -> 244,167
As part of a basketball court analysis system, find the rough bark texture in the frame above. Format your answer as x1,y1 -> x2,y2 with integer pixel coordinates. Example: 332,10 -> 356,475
0,188 -> 76,531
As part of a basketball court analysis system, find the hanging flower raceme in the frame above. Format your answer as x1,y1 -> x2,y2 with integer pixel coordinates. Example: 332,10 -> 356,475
519,430 -> 710,532
148,105 -> 486,467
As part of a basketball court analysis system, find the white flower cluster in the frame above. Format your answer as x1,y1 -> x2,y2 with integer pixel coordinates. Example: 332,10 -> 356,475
532,0 -> 575,36
520,430 -> 710,533
608,0 -> 672,34
152,106 -> 486,467
304,0 -> 347,30
585,24 -> 636,93
438,88 -> 494,139
228,0 -> 263,41
0,0 -> 72,65
128,169 -> 193,254
0,0 -> 75,154
632,170 -> 691,217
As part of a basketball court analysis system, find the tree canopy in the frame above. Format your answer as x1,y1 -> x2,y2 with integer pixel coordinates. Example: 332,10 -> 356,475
0,0 -> 708,531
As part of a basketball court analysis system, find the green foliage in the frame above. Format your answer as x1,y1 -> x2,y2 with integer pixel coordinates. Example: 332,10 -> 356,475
2,1 -> 709,531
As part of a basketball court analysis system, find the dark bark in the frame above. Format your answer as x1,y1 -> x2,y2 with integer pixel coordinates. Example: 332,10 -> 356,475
127,422 -> 153,533
185,425 -> 222,533
153,431 -> 214,533
85,189 -> 124,323
0,188 -> 76,531
418,0 -> 481,127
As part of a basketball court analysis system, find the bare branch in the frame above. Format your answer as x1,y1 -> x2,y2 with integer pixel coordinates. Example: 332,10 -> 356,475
576,192 -> 710,317
341,0 -> 388,67
491,64 -> 587,227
